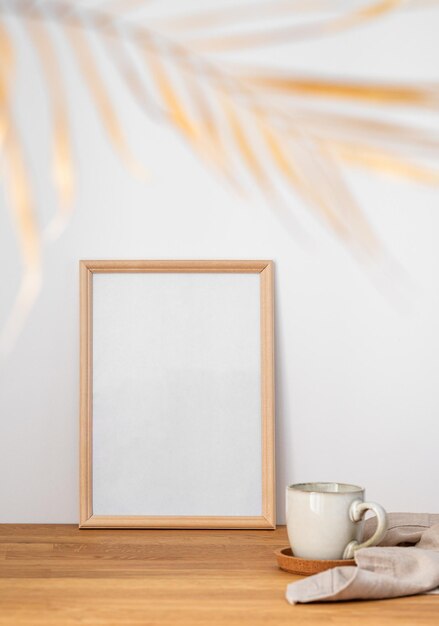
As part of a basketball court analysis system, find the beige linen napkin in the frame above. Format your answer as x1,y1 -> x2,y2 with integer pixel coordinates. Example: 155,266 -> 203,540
286,513 -> 439,604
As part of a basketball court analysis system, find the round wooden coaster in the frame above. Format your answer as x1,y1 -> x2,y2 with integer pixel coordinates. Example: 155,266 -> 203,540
274,546 -> 356,576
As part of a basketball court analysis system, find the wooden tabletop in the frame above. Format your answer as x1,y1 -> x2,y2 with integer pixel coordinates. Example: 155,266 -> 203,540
0,524 -> 437,625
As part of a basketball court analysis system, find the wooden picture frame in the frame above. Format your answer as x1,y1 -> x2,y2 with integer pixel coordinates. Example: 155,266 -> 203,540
80,260 -> 275,529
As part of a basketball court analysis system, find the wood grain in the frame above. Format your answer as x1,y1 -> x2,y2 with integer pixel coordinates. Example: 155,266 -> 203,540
81,259 -> 272,272
80,515 -> 272,529
79,259 -> 275,529
260,261 -> 275,528
79,261 -> 93,526
0,525 -> 437,626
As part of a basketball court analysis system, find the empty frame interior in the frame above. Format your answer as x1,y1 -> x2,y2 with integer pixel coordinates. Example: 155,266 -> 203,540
80,260 -> 275,528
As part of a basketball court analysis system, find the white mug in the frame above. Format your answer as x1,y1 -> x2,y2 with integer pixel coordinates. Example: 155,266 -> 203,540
286,482 -> 388,560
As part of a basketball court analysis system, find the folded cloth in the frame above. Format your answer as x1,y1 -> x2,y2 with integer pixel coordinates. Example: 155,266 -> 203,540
286,513 -> 439,604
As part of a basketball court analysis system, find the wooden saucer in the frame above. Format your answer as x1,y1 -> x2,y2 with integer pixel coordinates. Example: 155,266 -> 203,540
275,547 -> 356,576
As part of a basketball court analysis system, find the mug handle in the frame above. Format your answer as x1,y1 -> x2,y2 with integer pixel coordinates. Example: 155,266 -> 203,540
343,500 -> 388,559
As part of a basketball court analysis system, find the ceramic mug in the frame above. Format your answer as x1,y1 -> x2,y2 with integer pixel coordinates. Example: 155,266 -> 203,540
286,482 -> 388,560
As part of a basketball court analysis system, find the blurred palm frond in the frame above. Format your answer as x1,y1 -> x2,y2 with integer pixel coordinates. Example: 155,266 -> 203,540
1,0 -> 439,354
184,0 -> 404,52
25,16 -> 75,240
0,21 -> 40,354
66,18 -> 148,179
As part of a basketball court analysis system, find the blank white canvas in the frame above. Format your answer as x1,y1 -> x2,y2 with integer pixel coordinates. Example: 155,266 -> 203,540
92,272 -> 262,516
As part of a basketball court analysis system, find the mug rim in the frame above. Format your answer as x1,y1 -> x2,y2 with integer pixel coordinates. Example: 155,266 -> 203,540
287,481 -> 364,494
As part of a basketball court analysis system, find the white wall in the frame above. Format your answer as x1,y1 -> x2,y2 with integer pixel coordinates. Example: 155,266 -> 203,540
1,3 -> 439,523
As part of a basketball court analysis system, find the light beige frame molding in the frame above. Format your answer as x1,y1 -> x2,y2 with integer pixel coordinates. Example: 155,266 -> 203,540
80,260 -> 275,529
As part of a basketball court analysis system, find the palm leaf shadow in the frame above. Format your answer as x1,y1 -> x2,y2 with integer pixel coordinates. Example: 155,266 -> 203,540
1,0 -> 439,355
